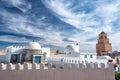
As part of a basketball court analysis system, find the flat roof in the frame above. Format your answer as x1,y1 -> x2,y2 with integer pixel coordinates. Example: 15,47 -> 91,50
80,52 -> 96,55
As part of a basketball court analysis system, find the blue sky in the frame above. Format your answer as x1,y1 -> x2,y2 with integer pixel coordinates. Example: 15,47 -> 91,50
0,0 -> 120,52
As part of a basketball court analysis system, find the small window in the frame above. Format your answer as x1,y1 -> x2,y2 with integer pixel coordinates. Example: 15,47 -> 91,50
90,55 -> 93,58
69,52 -> 71,54
84,55 -> 87,58
61,58 -> 63,62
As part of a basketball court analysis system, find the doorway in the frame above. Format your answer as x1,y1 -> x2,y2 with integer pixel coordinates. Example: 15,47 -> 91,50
34,56 -> 41,63
10,54 -> 18,63
10,54 -> 22,63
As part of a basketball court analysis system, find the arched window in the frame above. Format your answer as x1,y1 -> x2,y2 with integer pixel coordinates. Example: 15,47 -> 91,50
90,55 -> 93,58
84,55 -> 87,58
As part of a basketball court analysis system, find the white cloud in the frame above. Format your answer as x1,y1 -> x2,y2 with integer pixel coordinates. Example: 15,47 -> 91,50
1,0 -> 120,52
42,0 -> 120,32
0,35 -> 29,43
109,32 -> 120,51
95,1 -> 119,20
2,0 -> 31,12
0,8 -> 67,48
42,0 -> 99,31
42,0 -> 120,52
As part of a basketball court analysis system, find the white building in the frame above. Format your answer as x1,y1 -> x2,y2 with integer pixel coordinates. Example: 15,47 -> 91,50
0,42 -> 114,65
48,43 -> 114,64
0,41 -> 50,63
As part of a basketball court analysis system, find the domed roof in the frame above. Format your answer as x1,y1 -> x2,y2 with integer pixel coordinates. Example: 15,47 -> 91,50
25,42 -> 41,49
65,44 -> 79,53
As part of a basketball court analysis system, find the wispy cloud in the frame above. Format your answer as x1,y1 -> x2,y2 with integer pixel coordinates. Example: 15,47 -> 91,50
42,0 -> 120,32
0,35 -> 29,43
1,0 -> 120,52
42,0 -> 120,52
0,6 -> 66,48
109,32 -> 120,51
1,0 -> 31,12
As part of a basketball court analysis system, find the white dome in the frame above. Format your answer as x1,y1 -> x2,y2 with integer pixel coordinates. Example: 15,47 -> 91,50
25,42 -> 41,49
65,44 -> 79,53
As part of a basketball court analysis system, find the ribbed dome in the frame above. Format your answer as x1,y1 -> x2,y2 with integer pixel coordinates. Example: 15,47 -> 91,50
65,44 -> 79,53
25,42 -> 41,49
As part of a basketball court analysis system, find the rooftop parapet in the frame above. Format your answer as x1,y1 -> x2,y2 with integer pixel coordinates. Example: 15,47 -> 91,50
0,62 -> 114,71
12,46 -> 24,49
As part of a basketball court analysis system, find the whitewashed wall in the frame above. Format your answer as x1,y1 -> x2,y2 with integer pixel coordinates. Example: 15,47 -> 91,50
0,55 -> 6,62
42,48 -> 50,58
80,54 -> 97,63
5,46 -> 23,62
0,63 -> 115,80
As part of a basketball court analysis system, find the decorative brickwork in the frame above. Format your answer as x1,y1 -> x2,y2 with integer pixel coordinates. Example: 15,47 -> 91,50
96,31 -> 112,55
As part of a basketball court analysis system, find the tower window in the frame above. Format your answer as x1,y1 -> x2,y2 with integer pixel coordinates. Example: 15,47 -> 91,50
84,55 -> 87,58
90,55 -> 93,58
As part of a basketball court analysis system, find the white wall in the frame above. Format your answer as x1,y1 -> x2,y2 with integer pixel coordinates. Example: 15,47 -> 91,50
0,55 -> 6,62
80,54 -> 97,63
48,54 -> 113,65
42,48 -> 50,58
5,46 -> 23,62
5,46 -> 12,62
0,63 -> 115,80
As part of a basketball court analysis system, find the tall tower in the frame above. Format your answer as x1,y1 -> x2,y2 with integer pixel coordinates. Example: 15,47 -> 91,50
96,31 -> 112,56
